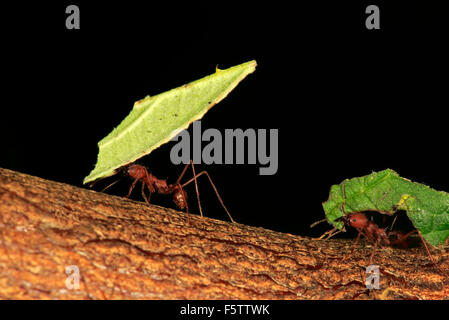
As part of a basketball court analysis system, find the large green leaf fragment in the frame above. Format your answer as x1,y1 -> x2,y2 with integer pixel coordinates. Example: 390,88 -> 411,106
322,169 -> 449,247
84,60 -> 257,184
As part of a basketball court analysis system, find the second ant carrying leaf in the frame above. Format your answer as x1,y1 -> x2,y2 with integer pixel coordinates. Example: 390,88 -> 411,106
315,176 -> 448,278
336,212 -> 419,265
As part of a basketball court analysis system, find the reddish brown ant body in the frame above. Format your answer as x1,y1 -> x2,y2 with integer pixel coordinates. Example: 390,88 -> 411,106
126,164 -> 185,209
104,160 -> 234,224
337,212 -> 447,276
337,212 -> 416,264
336,182 -> 434,267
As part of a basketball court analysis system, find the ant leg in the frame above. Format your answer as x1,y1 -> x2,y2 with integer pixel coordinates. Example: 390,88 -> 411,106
181,169 -> 235,223
387,214 -> 399,234
186,161 -> 202,220
126,178 -> 140,198
147,189 -> 152,203
342,229 -> 363,261
389,230 -> 417,247
141,180 -> 150,204
416,231 -> 448,277
368,237 -> 380,266
175,161 -> 191,184
174,161 -> 200,222
184,190 -> 191,225
350,230 -> 363,255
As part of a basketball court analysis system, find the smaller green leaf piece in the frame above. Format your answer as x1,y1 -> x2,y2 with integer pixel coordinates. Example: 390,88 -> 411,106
84,60 -> 257,185
322,169 -> 449,247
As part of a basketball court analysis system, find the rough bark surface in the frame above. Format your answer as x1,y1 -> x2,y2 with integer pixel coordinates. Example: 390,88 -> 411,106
0,167 -> 448,300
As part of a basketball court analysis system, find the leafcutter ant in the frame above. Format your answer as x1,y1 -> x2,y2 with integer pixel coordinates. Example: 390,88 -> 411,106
336,210 -> 446,278
337,179 -> 448,276
313,181 -> 448,277
94,160 -> 235,224
336,212 -> 419,265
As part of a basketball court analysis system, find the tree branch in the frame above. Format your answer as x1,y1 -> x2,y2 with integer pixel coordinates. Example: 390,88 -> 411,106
0,168 -> 448,299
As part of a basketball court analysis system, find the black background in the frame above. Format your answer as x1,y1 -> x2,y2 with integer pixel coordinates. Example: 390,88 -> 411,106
1,1 -> 448,240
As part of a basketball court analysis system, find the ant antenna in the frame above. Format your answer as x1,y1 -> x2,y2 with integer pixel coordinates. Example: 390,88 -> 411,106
88,167 -> 124,189
89,170 -> 124,193
313,227 -> 342,240
100,179 -> 121,193
310,218 -> 327,228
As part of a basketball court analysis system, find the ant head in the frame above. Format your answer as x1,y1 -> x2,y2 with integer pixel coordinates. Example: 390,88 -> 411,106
336,212 -> 368,229
125,164 -> 147,179
173,186 -> 187,210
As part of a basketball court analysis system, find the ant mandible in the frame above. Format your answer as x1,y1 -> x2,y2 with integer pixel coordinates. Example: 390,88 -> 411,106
101,160 -> 235,224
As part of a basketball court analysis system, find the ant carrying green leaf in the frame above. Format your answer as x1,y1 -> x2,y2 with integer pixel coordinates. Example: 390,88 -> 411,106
319,169 -> 449,277
93,160 -> 234,224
